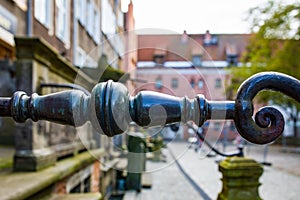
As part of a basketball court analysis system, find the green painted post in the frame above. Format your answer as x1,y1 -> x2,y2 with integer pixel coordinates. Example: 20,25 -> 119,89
126,132 -> 146,192
218,157 -> 263,200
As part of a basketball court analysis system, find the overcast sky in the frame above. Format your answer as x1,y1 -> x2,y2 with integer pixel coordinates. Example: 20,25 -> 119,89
128,0 -> 275,34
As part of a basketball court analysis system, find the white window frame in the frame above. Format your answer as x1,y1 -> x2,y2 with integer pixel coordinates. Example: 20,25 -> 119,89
75,47 -> 86,67
198,80 -> 204,89
34,0 -> 53,32
117,9 -> 124,28
14,0 -> 27,11
93,8 -> 100,44
86,0 -> 93,35
75,0 -> 80,20
55,0 -> 70,46
86,55 -> 98,68
102,0 -> 117,34
76,0 -> 86,26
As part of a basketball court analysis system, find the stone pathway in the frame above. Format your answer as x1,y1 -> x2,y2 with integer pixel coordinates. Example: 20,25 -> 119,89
136,148 -> 204,200
168,142 -> 300,200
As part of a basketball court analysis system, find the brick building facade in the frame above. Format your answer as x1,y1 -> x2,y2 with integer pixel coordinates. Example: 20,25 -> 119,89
0,0 -> 135,199
135,31 -> 251,141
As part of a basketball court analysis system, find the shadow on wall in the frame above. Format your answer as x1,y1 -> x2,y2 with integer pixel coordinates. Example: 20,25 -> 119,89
0,59 -> 16,145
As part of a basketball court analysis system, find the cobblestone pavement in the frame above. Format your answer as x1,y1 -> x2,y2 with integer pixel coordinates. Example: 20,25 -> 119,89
244,144 -> 300,176
168,141 -> 300,200
128,141 -> 300,200
136,148 -> 204,200
243,144 -> 300,199
167,142 -> 221,200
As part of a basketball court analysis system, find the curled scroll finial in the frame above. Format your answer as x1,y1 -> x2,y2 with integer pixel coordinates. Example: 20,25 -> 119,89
234,72 -> 300,144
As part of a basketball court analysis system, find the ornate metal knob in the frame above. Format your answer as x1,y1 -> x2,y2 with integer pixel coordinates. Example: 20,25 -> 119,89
0,72 -> 300,144
235,72 -> 300,144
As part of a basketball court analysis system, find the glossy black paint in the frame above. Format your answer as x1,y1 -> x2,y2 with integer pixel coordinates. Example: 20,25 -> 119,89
0,72 -> 299,145
235,72 -> 300,144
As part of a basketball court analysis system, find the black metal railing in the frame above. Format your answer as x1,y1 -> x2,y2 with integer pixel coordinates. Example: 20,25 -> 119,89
186,123 -> 244,157
0,71 -> 299,145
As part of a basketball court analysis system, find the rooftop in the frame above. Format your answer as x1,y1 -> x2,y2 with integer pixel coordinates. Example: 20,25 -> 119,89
137,32 -> 251,64
136,61 -> 234,68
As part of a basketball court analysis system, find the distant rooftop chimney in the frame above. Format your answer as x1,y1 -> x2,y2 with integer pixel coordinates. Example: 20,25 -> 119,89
181,30 -> 188,44
204,30 -> 212,45
203,30 -> 218,46
226,43 -> 238,66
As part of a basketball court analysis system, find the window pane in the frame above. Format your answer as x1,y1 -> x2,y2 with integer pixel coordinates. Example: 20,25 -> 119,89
35,0 -> 50,27
198,80 -> 204,89
215,78 -> 221,88
192,55 -> 202,67
79,0 -> 86,25
56,0 -> 69,43
87,0 -> 93,34
102,0 -> 117,34
171,78 -> 178,88
190,79 -> 195,88
214,122 -> 221,131
155,79 -> 162,89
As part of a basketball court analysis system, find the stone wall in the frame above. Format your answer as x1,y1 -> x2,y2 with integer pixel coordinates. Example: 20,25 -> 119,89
0,59 -> 16,145
14,37 -> 98,171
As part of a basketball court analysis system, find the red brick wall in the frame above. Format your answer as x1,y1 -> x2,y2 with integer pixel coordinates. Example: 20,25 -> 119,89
91,161 -> 101,192
32,0 -> 73,62
135,67 -> 227,100
137,34 -> 251,62
54,178 -> 67,194
53,161 -> 101,194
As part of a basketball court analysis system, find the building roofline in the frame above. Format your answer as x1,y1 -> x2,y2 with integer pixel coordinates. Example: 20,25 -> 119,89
137,33 -> 253,36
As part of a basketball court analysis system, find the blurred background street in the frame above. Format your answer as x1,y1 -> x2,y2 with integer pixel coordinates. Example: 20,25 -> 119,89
125,141 -> 300,200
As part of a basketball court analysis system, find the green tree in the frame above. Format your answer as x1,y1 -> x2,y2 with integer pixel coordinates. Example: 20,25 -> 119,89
228,0 -> 300,137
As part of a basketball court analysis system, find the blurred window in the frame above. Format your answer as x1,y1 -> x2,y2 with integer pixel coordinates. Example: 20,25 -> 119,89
190,79 -> 195,88
93,7 -> 100,43
77,0 -> 86,25
171,78 -> 178,88
56,0 -> 69,44
34,0 -> 52,30
215,78 -> 222,89
192,55 -> 202,67
214,122 -> 221,131
153,55 -> 165,65
155,78 -> 162,89
198,80 -> 204,89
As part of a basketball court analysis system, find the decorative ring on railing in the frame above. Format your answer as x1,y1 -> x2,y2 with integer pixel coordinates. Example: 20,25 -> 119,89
0,72 -> 299,145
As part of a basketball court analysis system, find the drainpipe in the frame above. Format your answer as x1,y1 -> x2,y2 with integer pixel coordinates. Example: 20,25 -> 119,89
26,0 -> 32,36
73,0 -> 77,65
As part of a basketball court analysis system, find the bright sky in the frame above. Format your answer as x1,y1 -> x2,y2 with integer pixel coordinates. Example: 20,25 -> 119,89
128,0 -> 271,34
